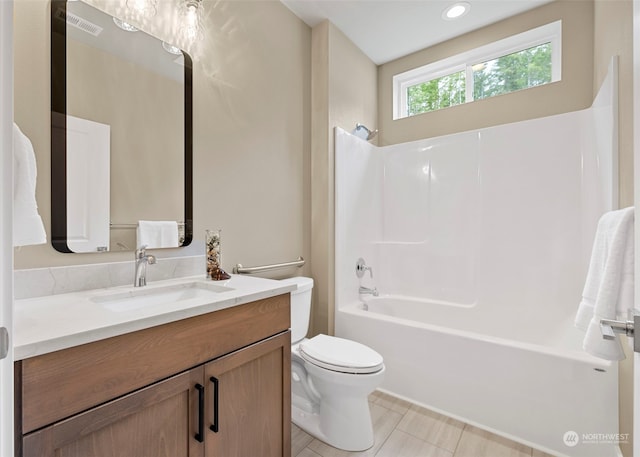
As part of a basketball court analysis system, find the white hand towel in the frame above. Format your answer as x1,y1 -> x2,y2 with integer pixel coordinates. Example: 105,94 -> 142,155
575,207 -> 634,360
13,123 -> 46,247
136,220 -> 179,249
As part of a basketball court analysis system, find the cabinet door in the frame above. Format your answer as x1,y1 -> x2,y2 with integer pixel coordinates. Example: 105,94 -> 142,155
204,331 -> 291,457
23,367 -> 205,457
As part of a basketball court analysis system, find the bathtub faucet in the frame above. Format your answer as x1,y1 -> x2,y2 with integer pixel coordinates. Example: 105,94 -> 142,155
359,286 -> 379,297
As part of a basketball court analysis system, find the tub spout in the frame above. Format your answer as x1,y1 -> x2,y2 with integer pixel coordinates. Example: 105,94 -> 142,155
359,286 -> 379,297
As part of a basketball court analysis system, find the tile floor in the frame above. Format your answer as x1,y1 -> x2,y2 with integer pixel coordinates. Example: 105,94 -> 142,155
292,390 -> 558,457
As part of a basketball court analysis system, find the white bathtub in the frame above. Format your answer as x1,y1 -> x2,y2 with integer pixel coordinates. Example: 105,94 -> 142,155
335,296 -> 620,457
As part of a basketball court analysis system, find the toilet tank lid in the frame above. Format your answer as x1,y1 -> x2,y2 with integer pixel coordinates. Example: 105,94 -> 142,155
279,276 -> 313,293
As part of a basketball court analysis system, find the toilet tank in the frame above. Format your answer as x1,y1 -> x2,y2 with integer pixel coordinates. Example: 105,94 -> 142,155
279,276 -> 314,344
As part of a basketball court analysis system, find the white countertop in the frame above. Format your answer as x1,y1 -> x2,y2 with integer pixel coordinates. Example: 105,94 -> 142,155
13,274 -> 295,360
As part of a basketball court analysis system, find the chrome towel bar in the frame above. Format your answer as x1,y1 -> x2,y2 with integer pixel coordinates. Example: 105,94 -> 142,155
233,256 -> 304,275
600,315 -> 640,352
110,222 -> 185,229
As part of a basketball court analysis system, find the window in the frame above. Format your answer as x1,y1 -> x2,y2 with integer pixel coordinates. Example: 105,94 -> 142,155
393,21 -> 561,120
407,70 -> 466,116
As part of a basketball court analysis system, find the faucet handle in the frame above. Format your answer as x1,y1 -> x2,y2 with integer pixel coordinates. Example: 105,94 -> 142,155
136,245 -> 148,257
355,257 -> 373,278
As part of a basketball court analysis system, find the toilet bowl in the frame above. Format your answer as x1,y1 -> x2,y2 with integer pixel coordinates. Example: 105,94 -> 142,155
281,277 -> 385,452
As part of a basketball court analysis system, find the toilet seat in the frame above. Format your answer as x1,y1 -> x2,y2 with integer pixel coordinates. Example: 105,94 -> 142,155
299,334 -> 384,374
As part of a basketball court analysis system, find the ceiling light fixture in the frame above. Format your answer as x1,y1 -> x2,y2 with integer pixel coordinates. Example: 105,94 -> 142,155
162,41 -> 182,56
125,0 -> 157,18
182,0 -> 203,42
113,17 -> 139,32
442,2 -> 470,20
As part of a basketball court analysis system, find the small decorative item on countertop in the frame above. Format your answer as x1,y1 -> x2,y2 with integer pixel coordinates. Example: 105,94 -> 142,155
206,229 -> 231,281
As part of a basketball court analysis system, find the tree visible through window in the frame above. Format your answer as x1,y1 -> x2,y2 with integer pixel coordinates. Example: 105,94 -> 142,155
394,21 -> 561,119
407,71 -> 466,116
472,43 -> 552,100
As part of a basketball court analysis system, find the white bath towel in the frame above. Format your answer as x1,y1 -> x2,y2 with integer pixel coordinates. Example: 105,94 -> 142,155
575,207 -> 634,360
136,220 -> 179,249
13,123 -> 46,247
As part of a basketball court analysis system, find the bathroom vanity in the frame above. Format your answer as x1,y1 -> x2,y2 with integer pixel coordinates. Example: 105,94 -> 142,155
13,276 -> 293,457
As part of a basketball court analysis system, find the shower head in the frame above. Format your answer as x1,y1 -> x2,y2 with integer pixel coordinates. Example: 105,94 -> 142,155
353,123 -> 378,141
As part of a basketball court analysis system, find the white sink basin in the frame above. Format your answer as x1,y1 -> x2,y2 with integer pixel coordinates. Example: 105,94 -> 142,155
90,281 -> 234,312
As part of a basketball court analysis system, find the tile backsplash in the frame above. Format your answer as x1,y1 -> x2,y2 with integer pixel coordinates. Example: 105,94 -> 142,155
14,255 -> 205,300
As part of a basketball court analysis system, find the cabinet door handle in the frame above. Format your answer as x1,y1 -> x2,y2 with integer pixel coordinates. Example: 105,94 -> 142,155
195,383 -> 205,442
210,376 -> 219,433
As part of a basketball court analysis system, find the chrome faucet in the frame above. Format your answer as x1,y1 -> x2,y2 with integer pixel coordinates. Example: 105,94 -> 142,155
134,245 -> 156,287
356,258 -> 378,296
359,286 -> 379,297
355,258 -> 373,278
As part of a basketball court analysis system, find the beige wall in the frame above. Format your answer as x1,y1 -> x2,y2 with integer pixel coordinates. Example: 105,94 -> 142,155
310,21 -> 377,336
593,2 -> 634,455
378,0 -> 595,146
13,0 -> 311,272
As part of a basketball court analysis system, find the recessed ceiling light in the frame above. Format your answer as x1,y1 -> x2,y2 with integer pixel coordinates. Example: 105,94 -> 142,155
442,2 -> 471,20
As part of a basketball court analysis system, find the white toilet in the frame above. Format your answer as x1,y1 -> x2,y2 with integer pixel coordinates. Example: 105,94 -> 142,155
281,276 -> 385,451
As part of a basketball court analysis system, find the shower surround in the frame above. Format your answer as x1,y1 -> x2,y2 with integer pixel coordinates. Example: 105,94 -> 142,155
335,64 -> 619,457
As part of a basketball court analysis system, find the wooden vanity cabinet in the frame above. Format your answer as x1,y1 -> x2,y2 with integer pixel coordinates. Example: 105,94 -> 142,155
21,366 -> 205,457
204,332 -> 289,457
16,294 -> 291,457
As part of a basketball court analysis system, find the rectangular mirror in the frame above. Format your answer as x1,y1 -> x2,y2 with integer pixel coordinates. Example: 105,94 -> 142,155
51,0 -> 193,253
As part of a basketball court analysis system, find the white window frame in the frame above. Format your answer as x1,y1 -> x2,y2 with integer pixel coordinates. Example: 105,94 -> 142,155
393,20 -> 562,120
